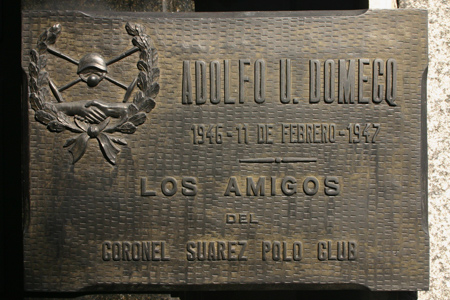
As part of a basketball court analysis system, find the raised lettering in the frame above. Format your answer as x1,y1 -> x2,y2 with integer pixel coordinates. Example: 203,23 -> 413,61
386,58 -> 397,106
122,241 -> 131,261
280,59 -> 291,104
254,59 -> 266,103
239,59 -> 250,103
102,241 -> 111,261
318,241 -> 327,261
303,176 -> 319,196
324,176 -> 340,196
224,60 -> 235,104
217,241 -> 226,260
182,60 -> 192,104
161,177 -> 177,196
310,59 -> 320,103
208,242 -> 217,261
143,242 -> 151,261
195,60 -> 207,104
132,242 -> 140,261
281,176 -> 297,196
238,241 -> 248,261
182,177 -> 197,196
247,176 -> 265,196
262,241 -> 271,261
358,58 -> 370,103
339,59 -> 355,104
210,61 -> 221,104
141,177 -> 156,196
293,242 -> 302,261
186,242 -> 195,261
349,241 -> 357,260
324,59 -> 335,103
228,241 -> 237,261
372,58 -> 384,103
224,176 -> 242,196
152,241 -> 161,261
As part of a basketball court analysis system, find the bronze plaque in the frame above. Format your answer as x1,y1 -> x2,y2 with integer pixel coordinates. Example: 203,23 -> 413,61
22,10 -> 428,292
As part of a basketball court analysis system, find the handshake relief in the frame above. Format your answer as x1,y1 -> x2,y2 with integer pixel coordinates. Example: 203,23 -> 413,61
55,100 -> 133,124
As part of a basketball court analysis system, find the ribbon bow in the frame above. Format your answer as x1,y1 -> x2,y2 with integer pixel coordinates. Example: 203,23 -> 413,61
64,117 -> 123,165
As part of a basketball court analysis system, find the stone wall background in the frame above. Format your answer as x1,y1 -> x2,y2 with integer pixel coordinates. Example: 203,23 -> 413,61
399,0 -> 450,299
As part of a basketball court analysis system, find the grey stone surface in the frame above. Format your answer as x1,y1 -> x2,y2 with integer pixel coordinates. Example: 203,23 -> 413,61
399,0 -> 450,299
399,0 -> 428,9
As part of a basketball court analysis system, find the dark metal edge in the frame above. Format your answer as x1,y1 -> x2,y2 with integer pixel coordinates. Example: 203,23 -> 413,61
420,14 -> 430,291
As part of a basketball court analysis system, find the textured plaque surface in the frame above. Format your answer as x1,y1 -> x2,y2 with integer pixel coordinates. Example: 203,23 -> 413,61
22,10 -> 428,292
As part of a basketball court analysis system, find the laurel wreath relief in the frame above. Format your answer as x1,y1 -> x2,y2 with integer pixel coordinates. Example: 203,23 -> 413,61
28,23 -> 159,165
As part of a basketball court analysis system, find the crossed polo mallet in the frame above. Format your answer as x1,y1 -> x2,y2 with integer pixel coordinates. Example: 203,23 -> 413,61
46,45 -> 140,103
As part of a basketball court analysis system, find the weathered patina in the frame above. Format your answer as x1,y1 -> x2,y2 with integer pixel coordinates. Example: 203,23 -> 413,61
22,9 -> 428,292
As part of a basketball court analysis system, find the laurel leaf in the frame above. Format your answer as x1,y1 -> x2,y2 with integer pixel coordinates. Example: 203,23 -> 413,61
141,98 -> 156,113
139,50 -> 148,63
38,55 -> 47,69
125,22 -> 138,36
128,103 -> 139,116
35,110 -> 56,125
74,118 -> 89,132
118,122 -> 137,134
30,50 -> 39,64
57,111 -> 71,125
137,60 -> 148,72
110,136 -> 127,145
43,102 -> 58,115
46,33 -> 58,45
46,24 -> 61,45
29,78 -> 38,94
37,42 -> 47,53
132,37 -> 144,51
133,91 -> 145,106
39,86 -> 51,102
29,93 -> 43,111
152,48 -> 158,66
49,23 -> 61,35
129,112 -> 147,126
141,38 -> 151,52
29,62 -> 38,78
151,68 -> 160,82
56,111 -> 81,132
38,71 -> 49,87
148,82 -> 160,98
47,120 -> 66,132
38,30 -> 48,44
137,72 -> 148,91
135,24 -> 145,35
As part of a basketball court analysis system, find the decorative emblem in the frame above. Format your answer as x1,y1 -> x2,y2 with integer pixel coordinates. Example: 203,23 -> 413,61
28,23 -> 159,165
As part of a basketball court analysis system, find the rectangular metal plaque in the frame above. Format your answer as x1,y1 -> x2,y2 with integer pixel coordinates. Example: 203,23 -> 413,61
22,10 -> 428,292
